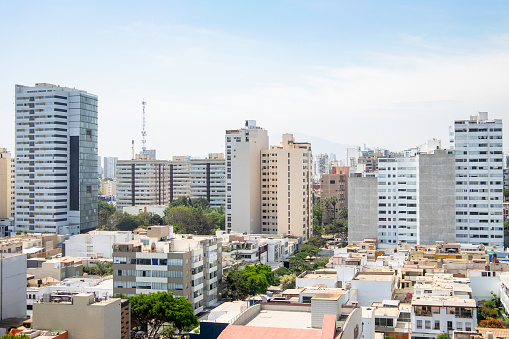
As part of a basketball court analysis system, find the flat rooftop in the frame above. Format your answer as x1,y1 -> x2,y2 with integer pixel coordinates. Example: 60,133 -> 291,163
354,273 -> 395,281
301,273 -> 337,280
244,310 -> 313,329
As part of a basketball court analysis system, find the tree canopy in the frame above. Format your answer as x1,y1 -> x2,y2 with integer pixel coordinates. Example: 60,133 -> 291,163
224,263 -> 278,301
128,292 -> 198,337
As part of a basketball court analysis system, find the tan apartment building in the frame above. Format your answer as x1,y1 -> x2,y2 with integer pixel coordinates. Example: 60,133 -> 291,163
113,226 -> 221,314
0,148 -> 15,218
261,134 -> 312,240
320,166 -> 349,219
33,292 -> 130,339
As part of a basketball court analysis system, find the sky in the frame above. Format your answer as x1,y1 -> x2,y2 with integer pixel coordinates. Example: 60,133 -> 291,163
1,0 -> 508,161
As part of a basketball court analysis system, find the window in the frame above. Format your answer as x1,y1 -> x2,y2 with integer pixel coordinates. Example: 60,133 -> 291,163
86,129 -> 92,141
434,320 -> 440,330
416,320 -> 422,329
86,185 -> 92,197
425,320 -> 431,329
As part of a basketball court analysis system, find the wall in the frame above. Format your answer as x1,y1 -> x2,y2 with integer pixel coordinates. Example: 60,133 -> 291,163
467,273 -> 500,302
340,307 -> 362,339
0,254 -> 27,320
348,177 -> 378,242
418,151 -> 456,245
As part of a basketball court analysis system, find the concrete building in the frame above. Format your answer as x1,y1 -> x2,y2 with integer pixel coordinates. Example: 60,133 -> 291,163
116,155 -> 225,211
260,134 -> 312,239
26,276 -> 113,318
113,226 -> 221,314
33,292 -> 129,339
312,153 -> 330,183
226,120 -> 269,234
0,148 -> 15,219
0,253 -> 27,321
117,159 -> 169,209
348,176 -> 378,242
350,272 -> 398,306
27,257 -> 83,281
63,231 -> 131,259
99,179 -> 116,197
376,149 -> 456,246
451,112 -> 504,247
103,157 -> 118,179
15,83 -> 98,235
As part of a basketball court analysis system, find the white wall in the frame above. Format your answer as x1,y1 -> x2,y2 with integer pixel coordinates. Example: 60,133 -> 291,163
0,254 -> 27,319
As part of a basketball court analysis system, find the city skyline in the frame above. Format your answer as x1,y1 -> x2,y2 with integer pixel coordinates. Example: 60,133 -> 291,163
1,1 -> 509,160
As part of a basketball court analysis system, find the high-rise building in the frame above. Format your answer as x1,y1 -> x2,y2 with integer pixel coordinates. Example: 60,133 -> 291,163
348,142 -> 456,246
320,166 -> 349,219
0,148 -> 15,219
260,134 -> 312,239
451,112 -> 504,247
15,83 -> 98,235
104,157 -> 118,179
225,120 -> 269,234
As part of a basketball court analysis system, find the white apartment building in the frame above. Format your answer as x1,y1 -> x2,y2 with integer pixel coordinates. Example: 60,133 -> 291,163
312,153 -> 330,183
0,148 -> 15,219
261,134 -> 312,240
225,120 -> 269,234
116,155 -> 225,211
376,148 -> 455,246
103,157 -> 118,179
113,226 -> 221,314
451,112 -> 504,247
63,231 -> 132,258
411,274 -> 476,338
15,83 -> 98,235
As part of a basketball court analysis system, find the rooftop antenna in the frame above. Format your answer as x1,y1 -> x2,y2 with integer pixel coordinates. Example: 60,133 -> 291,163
141,99 -> 147,154
132,140 -> 135,160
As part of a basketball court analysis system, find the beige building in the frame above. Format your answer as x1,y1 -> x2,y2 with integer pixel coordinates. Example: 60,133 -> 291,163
113,226 -> 221,314
225,121 -> 269,234
0,148 -> 15,219
33,292 -> 130,339
261,134 -> 312,240
99,179 -> 116,196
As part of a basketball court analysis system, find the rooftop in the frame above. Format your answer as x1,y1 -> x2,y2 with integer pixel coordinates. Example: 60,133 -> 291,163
244,310 -> 313,329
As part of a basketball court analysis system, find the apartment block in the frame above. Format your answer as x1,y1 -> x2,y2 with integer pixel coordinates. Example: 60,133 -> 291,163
113,226 -> 221,314
0,148 -> 15,219
103,157 -> 118,179
320,166 -> 349,218
15,83 -> 98,235
451,112 -> 504,247
260,134 -> 312,239
63,230 -> 132,258
225,120 -> 269,234
116,155 -> 225,211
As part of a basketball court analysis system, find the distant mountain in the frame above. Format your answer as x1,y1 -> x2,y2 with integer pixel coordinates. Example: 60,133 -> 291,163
270,132 -> 356,162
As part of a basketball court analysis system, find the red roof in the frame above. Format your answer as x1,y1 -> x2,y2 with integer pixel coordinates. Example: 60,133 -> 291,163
218,325 -> 322,339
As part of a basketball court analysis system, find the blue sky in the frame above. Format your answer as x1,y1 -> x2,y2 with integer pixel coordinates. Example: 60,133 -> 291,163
1,1 -> 508,160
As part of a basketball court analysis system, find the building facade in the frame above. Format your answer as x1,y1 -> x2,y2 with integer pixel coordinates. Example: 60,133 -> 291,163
116,155 -> 225,211
0,148 -> 15,219
0,253 -> 27,321
225,120 -> 269,234
260,134 -> 312,239
451,112 -> 504,247
15,83 -> 98,235
113,226 -> 221,314
104,157 -> 118,179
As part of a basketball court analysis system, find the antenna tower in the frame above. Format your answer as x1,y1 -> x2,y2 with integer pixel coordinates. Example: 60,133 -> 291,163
141,99 -> 147,154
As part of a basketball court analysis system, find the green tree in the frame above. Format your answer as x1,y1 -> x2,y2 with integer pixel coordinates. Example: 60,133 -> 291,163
280,274 -> 296,290
437,334 -> 451,339
1,335 -> 29,339
224,264 -> 278,300
84,261 -> 113,276
300,244 -> 320,256
149,214 -> 163,225
313,204 -> 323,226
505,220 -> 509,235
275,267 -> 291,276
307,236 -> 326,248
128,292 -> 198,337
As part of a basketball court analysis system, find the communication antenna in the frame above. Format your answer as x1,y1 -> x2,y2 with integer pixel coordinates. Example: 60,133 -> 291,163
132,140 -> 135,160
141,99 -> 147,154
